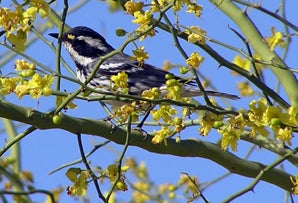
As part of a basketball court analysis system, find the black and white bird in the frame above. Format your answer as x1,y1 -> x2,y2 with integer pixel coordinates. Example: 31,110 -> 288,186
49,26 -> 238,107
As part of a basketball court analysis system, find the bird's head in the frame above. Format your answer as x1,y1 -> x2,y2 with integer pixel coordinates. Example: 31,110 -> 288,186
49,26 -> 114,64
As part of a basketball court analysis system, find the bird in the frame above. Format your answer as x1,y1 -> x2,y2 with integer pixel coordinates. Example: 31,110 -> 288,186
49,26 -> 239,108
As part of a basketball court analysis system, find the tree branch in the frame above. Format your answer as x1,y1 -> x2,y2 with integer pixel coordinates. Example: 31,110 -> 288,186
0,99 -> 294,192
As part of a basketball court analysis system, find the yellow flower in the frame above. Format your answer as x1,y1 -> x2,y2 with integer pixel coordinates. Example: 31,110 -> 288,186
132,11 -> 152,25
112,102 -> 139,123
27,0 -> 49,18
264,106 -> 290,126
56,96 -> 78,110
130,46 -> 149,64
218,125 -> 240,151
106,164 -> 128,191
0,77 -> 21,95
0,6 -> 23,32
287,106 -> 298,127
290,175 -> 298,195
199,113 -> 224,136
232,55 -> 251,73
14,83 -> 30,98
14,73 -> 54,99
66,169 -> 89,197
141,87 -> 160,100
274,126 -> 292,145
230,113 -> 247,130
135,24 -> 156,40
150,0 -> 169,12
266,27 -> 284,51
178,174 -> 200,195
237,81 -> 254,96
151,105 -> 177,123
15,59 -> 35,70
15,59 -> 36,77
125,0 -> 144,15
185,26 -> 206,44
7,29 -> 27,52
44,187 -> 63,203
172,0 -> 191,12
133,181 -> 150,202
186,2 -> 203,17
250,125 -> 270,137
186,52 -> 204,68
165,78 -> 182,100
248,98 -> 268,127
218,114 -> 246,151
152,126 -> 173,144
110,71 -> 129,93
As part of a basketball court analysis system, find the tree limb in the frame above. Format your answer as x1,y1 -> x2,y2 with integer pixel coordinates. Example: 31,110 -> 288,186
0,99 -> 294,192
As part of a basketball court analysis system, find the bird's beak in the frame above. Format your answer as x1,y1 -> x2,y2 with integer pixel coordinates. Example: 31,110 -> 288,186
49,33 -> 59,39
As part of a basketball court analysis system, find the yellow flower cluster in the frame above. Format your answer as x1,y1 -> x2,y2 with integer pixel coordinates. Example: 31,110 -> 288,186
106,164 -> 129,191
14,73 -> 53,98
232,53 -> 266,77
65,168 -> 89,196
199,98 -> 297,151
232,56 -> 251,72
130,46 -> 149,64
151,104 -> 177,123
237,81 -> 254,97
132,11 -> 152,25
152,126 -> 173,144
125,0 -> 144,15
110,71 -> 129,94
165,76 -> 182,100
152,0 -> 202,15
125,0 -> 155,39
249,98 -> 297,145
186,1 -> 203,17
150,104 -> 178,144
112,102 -> 139,124
141,87 -> 160,100
178,174 -> 200,196
218,114 -> 246,151
185,26 -> 207,44
141,87 -> 160,106
132,181 -> 150,202
0,60 -> 53,99
0,0 -> 49,52
199,113 -> 224,136
266,27 -> 285,51
186,52 -> 204,68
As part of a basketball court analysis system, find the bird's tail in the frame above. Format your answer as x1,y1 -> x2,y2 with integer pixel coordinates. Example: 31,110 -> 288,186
181,86 -> 240,100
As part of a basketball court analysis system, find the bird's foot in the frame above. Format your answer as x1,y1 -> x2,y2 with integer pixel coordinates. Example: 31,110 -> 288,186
103,116 -> 117,133
133,126 -> 148,140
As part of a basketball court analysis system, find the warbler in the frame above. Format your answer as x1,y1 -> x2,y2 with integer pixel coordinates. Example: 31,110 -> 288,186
49,26 -> 238,107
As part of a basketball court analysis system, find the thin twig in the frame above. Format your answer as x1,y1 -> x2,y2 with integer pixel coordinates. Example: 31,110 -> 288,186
76,133 -> 106,202
49,140 -> 110,175
0,126 -> 37,157
106,115 -> 132,201
222,147 -> 298,203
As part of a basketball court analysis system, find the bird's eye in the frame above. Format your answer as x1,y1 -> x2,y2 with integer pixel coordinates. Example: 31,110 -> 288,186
67,34 -> 75,40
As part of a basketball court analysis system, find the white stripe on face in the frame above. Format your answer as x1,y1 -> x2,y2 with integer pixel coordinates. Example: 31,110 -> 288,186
77,36 -> 108,52
100,63 -> 124,70
63,41 -> 94,67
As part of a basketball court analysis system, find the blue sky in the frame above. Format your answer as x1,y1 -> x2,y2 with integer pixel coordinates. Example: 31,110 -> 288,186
0,0 -> 297,202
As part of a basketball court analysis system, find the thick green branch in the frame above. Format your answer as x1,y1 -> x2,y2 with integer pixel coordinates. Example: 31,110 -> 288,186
209,0 -> 298,106
0,99 -> 294,192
